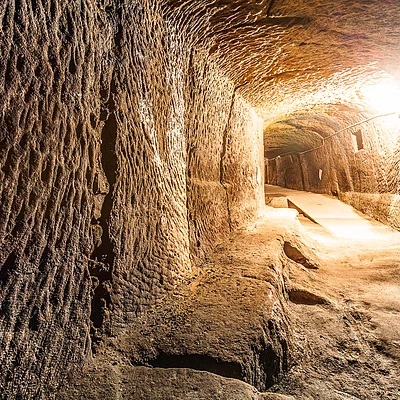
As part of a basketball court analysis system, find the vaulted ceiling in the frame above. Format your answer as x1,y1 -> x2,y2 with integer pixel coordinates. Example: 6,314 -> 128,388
165,0 -> 400,157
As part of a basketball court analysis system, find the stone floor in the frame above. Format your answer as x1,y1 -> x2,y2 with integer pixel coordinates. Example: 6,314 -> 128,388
58,203 -> 400,399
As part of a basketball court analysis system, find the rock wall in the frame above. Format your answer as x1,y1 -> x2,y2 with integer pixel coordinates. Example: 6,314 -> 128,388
271,114 -> 400,229
186,50 -> 264,262
0,1 -> 264,398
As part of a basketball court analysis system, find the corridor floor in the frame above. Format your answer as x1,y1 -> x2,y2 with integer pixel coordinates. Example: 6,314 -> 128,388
59,202 -> 400,399
264,184 -> 396,239
266,189 -> 400,399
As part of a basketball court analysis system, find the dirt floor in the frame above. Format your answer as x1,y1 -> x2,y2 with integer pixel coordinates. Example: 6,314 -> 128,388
271,212 -> 400,399
59,205 -> 400,400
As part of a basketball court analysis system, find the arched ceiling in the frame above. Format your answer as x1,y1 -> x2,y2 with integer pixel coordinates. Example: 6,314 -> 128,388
164,0 -> 400,157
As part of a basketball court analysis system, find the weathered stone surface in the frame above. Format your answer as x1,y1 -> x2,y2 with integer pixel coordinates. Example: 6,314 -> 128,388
57,208 -> 316,399
0,1 -> 263,397
95,211 -> 297,393
339,192 -> 400,228
2,0 -> 400,397
57,366 -> 295,400
186,53 -> 264,262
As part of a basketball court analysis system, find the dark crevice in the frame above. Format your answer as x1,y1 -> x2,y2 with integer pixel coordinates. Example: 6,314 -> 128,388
98,114 -> 117,189
148,353 -> 243,381
115,22 -> 123,49
16,54 -> 24,73
0,251 -> 17,287
28,306 -> 40,331
283,241 -> 318,269
50,1 -> 57,20
144,315 -> 289,392
352,129 -> 364,151
90,114 -> 97,129
2,148 -> 15,175
146,338 -> 287,392
68,57 -> 77,74
255,340 -> 281,390
89,77 -> 118,347
288,288 -> 329,305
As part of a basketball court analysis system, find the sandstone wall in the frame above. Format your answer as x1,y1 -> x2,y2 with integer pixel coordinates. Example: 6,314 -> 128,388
273,115 -> 400,229
0,1 -> 264,398
185,51 -> 264,262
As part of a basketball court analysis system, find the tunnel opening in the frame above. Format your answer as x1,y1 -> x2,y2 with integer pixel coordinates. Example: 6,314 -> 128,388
263,86 -> 400,232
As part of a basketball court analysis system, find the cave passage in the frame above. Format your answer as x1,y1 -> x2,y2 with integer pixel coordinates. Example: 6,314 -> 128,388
1,1 -> 400,399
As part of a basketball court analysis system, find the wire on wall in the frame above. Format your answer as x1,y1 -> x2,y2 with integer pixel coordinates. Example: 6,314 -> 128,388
268,111 -> 398,161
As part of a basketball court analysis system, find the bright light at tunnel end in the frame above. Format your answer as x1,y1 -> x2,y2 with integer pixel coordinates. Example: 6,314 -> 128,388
361,81 -> 400,117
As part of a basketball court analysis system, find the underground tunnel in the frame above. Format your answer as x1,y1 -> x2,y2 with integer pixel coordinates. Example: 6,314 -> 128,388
1,0 -> 400,399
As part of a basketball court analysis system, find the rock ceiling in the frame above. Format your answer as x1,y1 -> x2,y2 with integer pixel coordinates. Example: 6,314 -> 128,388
164,0 -> 400,157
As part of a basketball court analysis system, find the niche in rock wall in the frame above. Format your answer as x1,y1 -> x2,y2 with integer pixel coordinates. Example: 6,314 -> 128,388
267,159 -> 277,184
352,129 -> 364,152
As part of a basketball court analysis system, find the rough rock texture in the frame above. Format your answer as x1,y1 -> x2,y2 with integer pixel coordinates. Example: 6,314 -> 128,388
58,366 -> 295,400
2,0 -> 400,397
56,208 -> 315,399
186,53 -> 264,262
273,213 -> 400,399
0,1 -> 263,398
166,0 -> 400,112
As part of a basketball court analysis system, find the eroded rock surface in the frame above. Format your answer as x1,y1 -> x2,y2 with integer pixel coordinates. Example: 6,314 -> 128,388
0,1 -> 264,397
2,0 -> 400,397
57,208 -> 318,399
58,366 -> 295,400
273,213 -> 400,399
58,205 -> 400,399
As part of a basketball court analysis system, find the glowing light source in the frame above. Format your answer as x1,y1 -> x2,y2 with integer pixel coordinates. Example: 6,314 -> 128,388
361,81 -> 400,115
